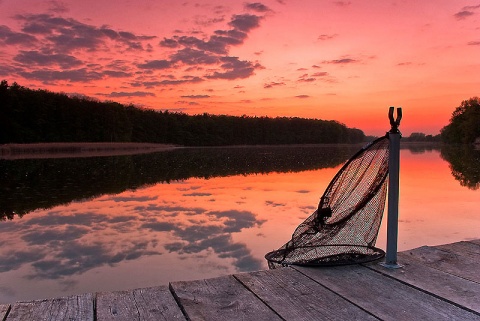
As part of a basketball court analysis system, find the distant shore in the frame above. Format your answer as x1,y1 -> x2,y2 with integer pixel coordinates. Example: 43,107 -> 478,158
0,142 -> 178,160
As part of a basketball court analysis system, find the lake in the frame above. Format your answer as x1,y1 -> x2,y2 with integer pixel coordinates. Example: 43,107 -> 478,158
0,143 -> 479,304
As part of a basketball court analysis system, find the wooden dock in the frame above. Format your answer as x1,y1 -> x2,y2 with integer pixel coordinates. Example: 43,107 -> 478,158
1,239 -> 479,320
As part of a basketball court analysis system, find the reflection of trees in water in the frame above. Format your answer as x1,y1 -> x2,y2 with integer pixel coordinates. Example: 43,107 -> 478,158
440,145 -> 480,190
401,143 -> 441,154
1,145 -> 358,220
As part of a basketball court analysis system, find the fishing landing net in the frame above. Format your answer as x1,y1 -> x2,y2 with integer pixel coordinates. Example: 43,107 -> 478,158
265,135 -> 390,268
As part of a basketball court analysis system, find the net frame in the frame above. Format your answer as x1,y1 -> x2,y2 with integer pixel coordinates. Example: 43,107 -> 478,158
265,135 -> 390,268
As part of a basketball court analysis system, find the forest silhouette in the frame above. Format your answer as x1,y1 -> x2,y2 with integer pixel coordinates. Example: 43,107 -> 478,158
0,80 -> 365,145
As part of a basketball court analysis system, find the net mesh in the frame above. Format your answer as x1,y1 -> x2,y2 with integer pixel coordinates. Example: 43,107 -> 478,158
265,136 -> 390,268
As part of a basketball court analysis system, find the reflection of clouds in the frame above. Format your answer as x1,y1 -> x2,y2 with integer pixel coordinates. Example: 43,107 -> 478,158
141,221 -> 177,232
0,249 -> 46,272
0,286 -> 15,298
22,225 -> 89,244
177,186 -> 202,191
183,192 -> 213,197
29,240 -> 162,279
0,201 -> 264,282
299,205 -> 316,215
134,204 -> 206,215
210,210 -> 266,232
265,200 -> 286,207
156,209 -> 265,271
110,196 -> 158,202
27,212 -> 105,226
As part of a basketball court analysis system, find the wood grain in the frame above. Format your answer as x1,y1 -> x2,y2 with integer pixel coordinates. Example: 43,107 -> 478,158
96,285 -> 185,321
6,293 -> 94,321
235,267 -> 378,320
294,264 -> 480,321
366,252 -> 480,313
170,274 -> 282,321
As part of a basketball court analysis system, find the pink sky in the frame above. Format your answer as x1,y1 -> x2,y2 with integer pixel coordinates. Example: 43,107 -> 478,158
1,0 -> 479,136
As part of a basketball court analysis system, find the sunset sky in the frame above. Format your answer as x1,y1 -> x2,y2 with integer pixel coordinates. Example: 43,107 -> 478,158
1,1 -> 479,136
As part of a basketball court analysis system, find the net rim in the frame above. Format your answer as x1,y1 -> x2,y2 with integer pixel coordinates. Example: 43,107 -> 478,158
265,244 -> 385,267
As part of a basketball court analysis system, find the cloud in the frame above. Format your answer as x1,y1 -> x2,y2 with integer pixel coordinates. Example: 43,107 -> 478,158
103,70 -> 132,78
135,77 -> 204,87
298,73 -> 316,82
108,91 -> 155,98
467,41 -> 480,45
295,95 -> 310,98
454,10 -> 475,19
10,14 -> 156,54
170,48 -> 220,65
14,50 -> 83,68
180,95 -> 210,99
3,7 -> 269,88
137,60 -> 171,69
48,1 -> 69,13
159,38 -> 179,48
264,81 -> 285,88
245,3 -> 273,13
194,15 -> 226,27
141,222 -> 177,232
209,210 -> 265,232
21,226 -> 89,245
25,68 -> 100,82
228,14 -> 263,32
110,196 -> 158,202
183,192 -> 212,196
323,58 -> 359,64
318,34 -> 338,41
0,25 -> 37,46
206,56 -> 262,80
265,200 -> 286,207
454,4 -> 480,20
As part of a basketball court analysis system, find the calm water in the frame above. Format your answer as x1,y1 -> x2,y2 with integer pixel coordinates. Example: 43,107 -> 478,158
0,144 -> 479,303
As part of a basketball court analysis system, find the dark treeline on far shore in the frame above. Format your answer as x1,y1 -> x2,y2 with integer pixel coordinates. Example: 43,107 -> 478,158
0,80 -> 365,145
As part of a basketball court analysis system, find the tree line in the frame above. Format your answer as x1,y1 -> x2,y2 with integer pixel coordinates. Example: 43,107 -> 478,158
0,80 -> 365,145
440,97 -> 480,145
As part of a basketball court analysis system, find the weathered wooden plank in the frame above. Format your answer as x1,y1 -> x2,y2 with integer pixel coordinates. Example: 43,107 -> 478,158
1,304 -> 10,320
294,264 -> 480,321
235,267 -> 378,321
6,293 -> 94,321
366,252 -> 480,314
405,245 -> 480,283
436,240 -> 480,256
170,274 -> 282,321
96,285 -> 185,321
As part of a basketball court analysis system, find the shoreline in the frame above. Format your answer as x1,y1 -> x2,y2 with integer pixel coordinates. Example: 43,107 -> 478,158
0,142 -> 178,160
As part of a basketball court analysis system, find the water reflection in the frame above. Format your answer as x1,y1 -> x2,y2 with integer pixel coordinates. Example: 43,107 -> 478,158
440,145 -> 480,190
0,145 -> 358,220
0,144 -> 478,304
